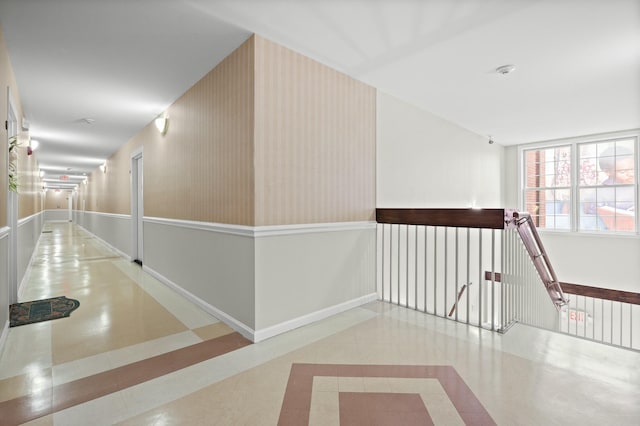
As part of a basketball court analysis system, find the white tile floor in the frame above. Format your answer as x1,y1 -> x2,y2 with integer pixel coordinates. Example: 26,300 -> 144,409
2,222 -> 640,425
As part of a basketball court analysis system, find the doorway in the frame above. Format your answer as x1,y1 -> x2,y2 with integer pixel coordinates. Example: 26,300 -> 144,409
67,191 -> 72,222
131,149 -> 143,265
6,89 -> 18,303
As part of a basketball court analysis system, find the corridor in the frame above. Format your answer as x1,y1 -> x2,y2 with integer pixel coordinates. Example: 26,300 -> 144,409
0,222 -> 639,425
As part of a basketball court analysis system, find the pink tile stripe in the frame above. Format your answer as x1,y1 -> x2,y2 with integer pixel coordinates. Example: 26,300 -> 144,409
0,332 -> 251,425
278,364 -> 496,426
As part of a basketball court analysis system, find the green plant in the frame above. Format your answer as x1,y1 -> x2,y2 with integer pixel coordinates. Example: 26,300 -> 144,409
8,135 -> 19,193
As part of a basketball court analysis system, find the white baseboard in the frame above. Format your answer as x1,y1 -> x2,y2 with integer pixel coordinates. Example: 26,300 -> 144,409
76,224 -> 132,261
143,264 -> 377,344
252,292 -> 378,342
18,213 -> 44,299
142,265 -> 256,341
18,241 -> 39,299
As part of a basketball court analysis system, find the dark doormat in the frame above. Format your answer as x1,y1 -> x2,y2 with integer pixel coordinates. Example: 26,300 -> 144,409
10,296 -> 80,327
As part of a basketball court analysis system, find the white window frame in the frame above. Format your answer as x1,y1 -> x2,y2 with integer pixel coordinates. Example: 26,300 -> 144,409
518,129 -> 640,235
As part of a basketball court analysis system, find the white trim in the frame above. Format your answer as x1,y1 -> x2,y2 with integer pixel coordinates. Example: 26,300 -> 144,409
17,211 -> 43,227
142,264 -> 256,341
252,292 -> 378,343
518,128 -> 640,150
143,217 -> 255,237
76,224 -> 132,261
253,221 -> 377,238
0,226 -> 9,239
130,149 -> 144,262
131,146 -> 144,158
79,211 -> 131,220
538,228 -> 640,239
143,216 -> 377,238
0,322 -> 9,361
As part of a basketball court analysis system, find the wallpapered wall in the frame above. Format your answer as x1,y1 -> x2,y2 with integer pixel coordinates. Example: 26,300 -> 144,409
79,35 -> 255,224
253,36 -> 376,226
79,34 -> 376,227
17,145 -> 43,218
45,190 -> 72,210
0,26 -> 25,225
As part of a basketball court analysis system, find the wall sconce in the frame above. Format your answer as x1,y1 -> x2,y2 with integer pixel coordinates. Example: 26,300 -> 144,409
154,113 -> 169,135
27,139 -> 39,156
39,169 -> 44,178
100,162 -> 107,173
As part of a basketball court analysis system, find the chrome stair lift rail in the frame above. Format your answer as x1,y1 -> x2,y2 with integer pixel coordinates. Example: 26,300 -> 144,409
503,209 -> 569,310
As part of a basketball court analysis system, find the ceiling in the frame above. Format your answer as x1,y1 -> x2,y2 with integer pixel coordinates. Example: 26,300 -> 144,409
1,0 -> 639,188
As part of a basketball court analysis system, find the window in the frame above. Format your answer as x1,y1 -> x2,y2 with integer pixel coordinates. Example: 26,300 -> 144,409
522,132 -> 638,233
524,146 -> 571,230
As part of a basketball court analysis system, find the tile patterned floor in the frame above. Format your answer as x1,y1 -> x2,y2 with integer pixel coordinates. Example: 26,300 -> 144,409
1,222 -> 640,425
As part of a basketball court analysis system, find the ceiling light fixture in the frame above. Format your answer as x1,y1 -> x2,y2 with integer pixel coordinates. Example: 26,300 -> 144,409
496,64 -> 516,75
154,113 -> 169,135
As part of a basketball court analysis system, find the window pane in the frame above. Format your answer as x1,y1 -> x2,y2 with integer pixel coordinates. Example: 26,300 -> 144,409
524,146 -> 571,230
578,186 -> 636,232
578,139 -> 636,232
525,189 -> 570,230
524,146 -> 571,189
579,140 -> 636,185
525,189 -> 544,227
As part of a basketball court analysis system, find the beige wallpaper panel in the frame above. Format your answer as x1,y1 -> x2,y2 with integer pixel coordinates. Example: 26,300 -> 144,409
17,143 -> 44,218
82,34 -> 375,227
82,135 -> 142,215
82,36 -> 255,225
253,36 -> 376,226
44,189 -> 71,210
142,36 -> 255,225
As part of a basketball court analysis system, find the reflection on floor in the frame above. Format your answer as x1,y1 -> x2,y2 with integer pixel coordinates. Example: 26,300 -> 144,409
0,222 -> 639,425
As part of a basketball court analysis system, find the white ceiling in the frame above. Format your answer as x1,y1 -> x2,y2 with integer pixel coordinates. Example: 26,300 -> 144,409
1,0 -> 639,185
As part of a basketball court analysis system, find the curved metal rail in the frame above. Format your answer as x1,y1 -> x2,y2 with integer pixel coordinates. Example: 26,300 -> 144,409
504,209 -> 569,310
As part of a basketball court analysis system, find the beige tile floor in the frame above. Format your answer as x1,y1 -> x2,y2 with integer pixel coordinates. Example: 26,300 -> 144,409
1,222 -> 640,425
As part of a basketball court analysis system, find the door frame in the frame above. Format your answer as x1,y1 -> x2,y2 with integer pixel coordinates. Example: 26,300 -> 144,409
6,88 -> 18,304
130,147 -> 143,264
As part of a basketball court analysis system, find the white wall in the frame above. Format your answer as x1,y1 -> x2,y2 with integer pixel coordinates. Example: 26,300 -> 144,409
17,212 -> 43,291
142,219 -> 256,331
140,219 -> 376,342
254,224 -> 377,336
77,211 -> 131,259
504,145 -> 640,292
503,146 -> 519,209
44,209 -> 70,222
377,91 -> 504,208
539,232 -> 640,292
